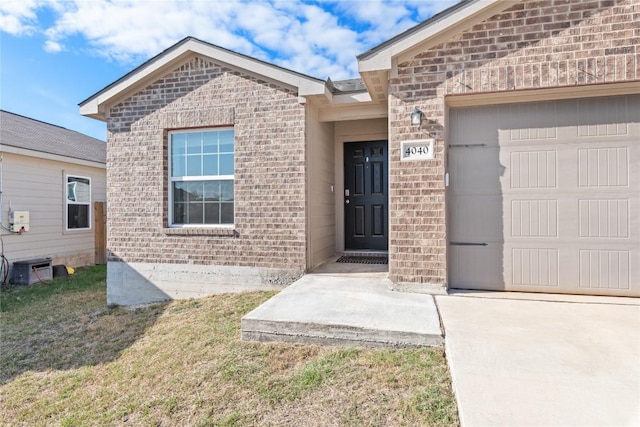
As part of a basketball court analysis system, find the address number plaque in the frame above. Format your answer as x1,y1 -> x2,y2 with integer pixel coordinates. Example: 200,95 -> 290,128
400,139 -> 435,161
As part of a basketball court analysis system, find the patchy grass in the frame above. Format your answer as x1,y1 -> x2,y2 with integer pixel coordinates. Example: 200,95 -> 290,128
0,266 -> 459,426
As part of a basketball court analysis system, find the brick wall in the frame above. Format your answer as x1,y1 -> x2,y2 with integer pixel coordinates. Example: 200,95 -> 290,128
388,0 -> 639,286
106,56 -> 307,277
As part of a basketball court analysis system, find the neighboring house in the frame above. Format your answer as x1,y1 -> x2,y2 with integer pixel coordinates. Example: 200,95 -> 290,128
0,110 -> 107,275
80,0 -> 639,305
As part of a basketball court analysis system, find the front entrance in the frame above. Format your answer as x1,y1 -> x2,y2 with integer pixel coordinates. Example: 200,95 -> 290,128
344,141 -> 388,250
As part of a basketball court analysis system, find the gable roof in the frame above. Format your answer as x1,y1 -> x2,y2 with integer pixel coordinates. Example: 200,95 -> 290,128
358,0 -> 507,71
357,0 -> 473,62
80,37 -> 328,121
356,0 -> 509,101
0,110 -> 106,164
79,1 -> 518,119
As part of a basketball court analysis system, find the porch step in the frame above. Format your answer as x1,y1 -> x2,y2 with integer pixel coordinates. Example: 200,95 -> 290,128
241,274 -> 443,348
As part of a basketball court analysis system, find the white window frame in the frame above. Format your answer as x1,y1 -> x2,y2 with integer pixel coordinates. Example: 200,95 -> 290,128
168,128 -> 235,228
65,174 -> 92,231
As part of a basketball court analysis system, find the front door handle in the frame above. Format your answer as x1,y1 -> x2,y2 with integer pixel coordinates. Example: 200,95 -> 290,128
345,199 -> 350,204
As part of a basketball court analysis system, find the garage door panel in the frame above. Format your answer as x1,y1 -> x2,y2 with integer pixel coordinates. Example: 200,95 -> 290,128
578,199 -> 629,238
448,94 -> 639,297
510,247 -> 559,288
577,96 -> 631,137
450,105 -> 499,145
579,249 -> 631,290
508,150 -> 558,189
449,147 -> 501,195
578,147 -> 629,187
502,143 -> 632,193
449,245 -> 504,290
508,199 -> 558,238
449,195 -> 502,242
496,97 -> 639,147
498,101 -> 559,142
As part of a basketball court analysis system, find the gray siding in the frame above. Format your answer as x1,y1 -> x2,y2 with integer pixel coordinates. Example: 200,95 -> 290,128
0,152 -> 106,267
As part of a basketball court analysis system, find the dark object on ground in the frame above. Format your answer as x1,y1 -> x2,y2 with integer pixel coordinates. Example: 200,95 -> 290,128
336,256 -> 388,265
52,265 -> 69,278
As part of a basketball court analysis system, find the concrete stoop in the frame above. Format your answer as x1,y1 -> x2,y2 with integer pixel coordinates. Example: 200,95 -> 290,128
241,320 -> 443,348
241,274 -> 443,348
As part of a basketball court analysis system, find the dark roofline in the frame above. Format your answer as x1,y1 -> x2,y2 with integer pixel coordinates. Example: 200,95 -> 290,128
0,109 -> 106,165
79,36 -> 326,107
357,0 -> 471,60
0,109 -> 69,131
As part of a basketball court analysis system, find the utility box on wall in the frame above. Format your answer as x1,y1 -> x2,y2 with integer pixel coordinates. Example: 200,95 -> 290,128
11,258 -> 52,285
9,210 -> 30,233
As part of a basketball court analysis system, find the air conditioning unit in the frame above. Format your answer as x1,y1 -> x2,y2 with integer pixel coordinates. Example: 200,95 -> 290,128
11,258 -> 52,285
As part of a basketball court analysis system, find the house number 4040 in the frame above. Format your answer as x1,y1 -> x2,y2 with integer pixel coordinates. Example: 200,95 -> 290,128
400,139 -> 435,161
405,146 -> 429,156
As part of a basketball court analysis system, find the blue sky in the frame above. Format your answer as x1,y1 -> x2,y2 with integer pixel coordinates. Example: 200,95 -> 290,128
0,0 -> 457,141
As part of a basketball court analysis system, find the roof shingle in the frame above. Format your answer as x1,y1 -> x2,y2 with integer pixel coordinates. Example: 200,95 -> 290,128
0,110 -> 106,164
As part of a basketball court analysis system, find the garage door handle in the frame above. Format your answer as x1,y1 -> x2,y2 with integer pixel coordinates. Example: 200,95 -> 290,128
450,242 -> 488,246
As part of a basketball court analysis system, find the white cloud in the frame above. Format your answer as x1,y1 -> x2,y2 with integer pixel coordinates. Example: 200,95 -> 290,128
1,0 -> 458,79
0,0 -> 40,35
43,39 -> 61,52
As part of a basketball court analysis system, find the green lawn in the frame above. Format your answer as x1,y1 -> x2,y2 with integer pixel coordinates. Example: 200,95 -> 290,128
0,265 -> 459,426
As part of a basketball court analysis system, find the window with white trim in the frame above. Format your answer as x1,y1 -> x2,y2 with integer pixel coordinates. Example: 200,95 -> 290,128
169,129 -> 234,226
66,175 -> 91,230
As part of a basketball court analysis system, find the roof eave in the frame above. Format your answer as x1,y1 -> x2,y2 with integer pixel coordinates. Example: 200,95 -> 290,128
80,37 -> 327,121
1,144 -> 106,168
357,0 -> 508,73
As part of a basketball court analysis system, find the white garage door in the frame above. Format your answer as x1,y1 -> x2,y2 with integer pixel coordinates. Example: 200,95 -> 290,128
448,94 -> 639,297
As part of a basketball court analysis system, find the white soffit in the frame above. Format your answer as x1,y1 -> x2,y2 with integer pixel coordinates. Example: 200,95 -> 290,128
318,102 -> 388,122
80,38 -> 327,121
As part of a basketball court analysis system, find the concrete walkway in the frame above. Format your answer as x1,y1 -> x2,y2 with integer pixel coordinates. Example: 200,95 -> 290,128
241,272 -> 443,348
437,293 -> 640,427
242,263 -> 639,425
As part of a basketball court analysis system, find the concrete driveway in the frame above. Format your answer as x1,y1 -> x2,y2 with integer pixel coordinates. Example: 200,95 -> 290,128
436,293 -> 640,426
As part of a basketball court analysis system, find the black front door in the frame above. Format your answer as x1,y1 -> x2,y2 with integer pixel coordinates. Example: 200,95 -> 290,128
344,141 -> 388,250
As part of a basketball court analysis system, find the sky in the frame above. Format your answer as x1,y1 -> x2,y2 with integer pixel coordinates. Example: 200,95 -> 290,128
0,0 -> 458,141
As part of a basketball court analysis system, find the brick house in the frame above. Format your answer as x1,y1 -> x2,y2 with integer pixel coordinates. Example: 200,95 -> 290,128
81,0 -> 639,305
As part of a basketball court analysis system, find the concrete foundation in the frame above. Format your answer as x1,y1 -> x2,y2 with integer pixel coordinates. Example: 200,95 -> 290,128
106,261 -> 302,305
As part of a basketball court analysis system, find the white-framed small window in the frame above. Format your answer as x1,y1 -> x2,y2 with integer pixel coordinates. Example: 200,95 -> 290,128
168,128 -> 234,226
66,175 -> 91,230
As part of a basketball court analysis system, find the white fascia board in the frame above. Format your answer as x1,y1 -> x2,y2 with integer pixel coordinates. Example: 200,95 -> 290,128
1,145 -> 106,169
358,0 -> 505,73
445,81 -> 640,107
299,79 -> 328,97
81,39 -> 326,120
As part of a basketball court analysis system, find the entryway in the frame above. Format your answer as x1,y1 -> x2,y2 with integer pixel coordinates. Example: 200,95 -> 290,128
343,141 -> 388,251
